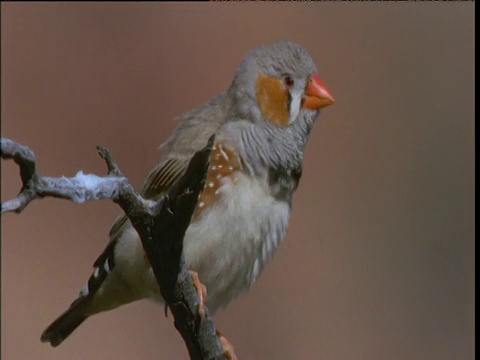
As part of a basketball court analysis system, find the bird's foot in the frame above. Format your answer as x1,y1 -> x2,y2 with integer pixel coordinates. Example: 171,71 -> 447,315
188,271 -> 236,358
189,270 -> 208,318
216,330 -> 238,360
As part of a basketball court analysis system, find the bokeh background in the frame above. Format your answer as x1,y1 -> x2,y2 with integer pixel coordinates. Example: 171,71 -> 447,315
1,3 -> 474,360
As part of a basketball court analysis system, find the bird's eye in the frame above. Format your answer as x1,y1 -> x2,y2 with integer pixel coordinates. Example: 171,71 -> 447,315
284,76 -> 294,88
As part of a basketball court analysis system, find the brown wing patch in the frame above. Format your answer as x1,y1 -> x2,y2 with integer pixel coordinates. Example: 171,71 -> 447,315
255,74 -> 290,128
192,141 -> 243,221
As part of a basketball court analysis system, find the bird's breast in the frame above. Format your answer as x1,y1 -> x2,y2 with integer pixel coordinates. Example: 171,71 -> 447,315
183,167 -> 291,313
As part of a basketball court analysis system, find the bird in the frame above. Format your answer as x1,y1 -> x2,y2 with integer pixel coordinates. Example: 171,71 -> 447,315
40,40 -> 335,351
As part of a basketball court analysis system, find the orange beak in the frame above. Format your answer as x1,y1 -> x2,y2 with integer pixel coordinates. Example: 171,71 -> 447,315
303,73 -> 335,110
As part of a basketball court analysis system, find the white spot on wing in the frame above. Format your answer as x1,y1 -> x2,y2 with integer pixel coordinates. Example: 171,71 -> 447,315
80,283 -> 89,296
104,260 -> 110,273
93,267 -> 100,278
219,147 -> 229,161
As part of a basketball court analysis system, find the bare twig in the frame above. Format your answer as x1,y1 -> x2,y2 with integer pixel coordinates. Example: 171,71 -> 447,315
1,137 -> 227,360
1,138 -> 39,213
1,138 -> 129,213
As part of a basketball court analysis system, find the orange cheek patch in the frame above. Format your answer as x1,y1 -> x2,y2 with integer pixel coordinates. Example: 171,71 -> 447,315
255,74 -> 290,128
192,141 -> 243,221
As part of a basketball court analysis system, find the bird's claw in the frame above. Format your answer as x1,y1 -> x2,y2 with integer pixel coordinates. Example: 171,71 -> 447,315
188,271 -> 237,358
217,330 -> 238,360
189,270 -> 207,318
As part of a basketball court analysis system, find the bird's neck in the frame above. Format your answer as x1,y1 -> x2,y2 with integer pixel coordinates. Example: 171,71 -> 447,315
221,109 -> 318,175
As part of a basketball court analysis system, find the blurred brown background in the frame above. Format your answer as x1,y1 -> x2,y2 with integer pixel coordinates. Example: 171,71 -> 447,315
1,3 -> 474,360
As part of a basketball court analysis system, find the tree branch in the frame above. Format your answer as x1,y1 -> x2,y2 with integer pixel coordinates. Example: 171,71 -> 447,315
1,138 -> 130,213
1,137 -> 227,360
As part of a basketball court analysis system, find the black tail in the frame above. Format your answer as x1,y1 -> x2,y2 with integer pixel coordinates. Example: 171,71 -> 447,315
41,299 -> 89,347
41,237 -> 119,347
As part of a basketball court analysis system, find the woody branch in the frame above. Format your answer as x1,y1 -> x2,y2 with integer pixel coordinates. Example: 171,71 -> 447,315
1,137 -> 227,360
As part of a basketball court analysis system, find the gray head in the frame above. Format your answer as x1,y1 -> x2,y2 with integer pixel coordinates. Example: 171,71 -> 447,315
227,40 -> 334,128
214,41 -> 335,181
